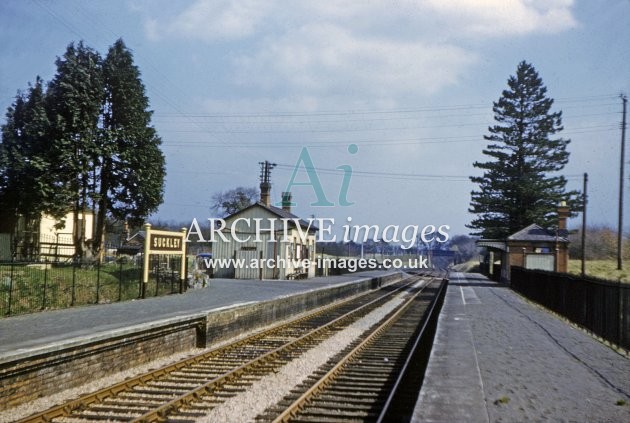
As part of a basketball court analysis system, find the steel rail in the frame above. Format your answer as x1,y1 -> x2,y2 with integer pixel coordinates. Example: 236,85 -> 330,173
18,273 -> 422,423
375,276 -> 448,422
270,277 -> 443,422
131,276 -> 426,422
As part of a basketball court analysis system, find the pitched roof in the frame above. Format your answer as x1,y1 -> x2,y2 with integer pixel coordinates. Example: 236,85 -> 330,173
226,202 -> 318,231
507,224 -> 568,242
117,230 -> 145,254
127,230 -> 146,242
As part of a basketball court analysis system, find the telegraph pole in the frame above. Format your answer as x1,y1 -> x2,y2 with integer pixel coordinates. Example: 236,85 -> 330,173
581,172 -> 588,277
258,160 -> 276,207
618,95 -> 627,271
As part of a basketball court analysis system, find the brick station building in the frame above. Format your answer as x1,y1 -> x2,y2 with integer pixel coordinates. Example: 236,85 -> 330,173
477,204 -> 570,282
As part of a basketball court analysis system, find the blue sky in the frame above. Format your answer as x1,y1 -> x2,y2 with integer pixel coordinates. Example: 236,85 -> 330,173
1,0 -> 628,238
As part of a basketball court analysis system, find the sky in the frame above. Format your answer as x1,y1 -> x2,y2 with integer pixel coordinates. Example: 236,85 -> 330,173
0,0 -> 628,240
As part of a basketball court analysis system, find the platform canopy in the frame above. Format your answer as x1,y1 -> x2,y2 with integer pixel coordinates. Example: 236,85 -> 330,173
476,240 -> 507,251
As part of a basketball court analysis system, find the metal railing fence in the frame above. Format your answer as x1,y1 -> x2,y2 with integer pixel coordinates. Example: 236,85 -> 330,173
0,255 -> 183,317
511,267 -> 629,351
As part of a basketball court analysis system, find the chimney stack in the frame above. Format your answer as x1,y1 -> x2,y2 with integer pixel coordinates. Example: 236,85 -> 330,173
259,161 -> 276,207
260,182 -> 271,207
281,192 -> 292,213
557,201 -> 570,231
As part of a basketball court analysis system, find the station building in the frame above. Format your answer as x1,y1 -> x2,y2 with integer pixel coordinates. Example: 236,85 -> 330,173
477,204 -> 570,282
212,189 -> 318,280
0,211 -> 94,261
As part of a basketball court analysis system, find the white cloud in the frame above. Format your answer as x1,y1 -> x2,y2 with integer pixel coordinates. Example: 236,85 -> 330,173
423,0 -> 577,37
234,24 -> 476,97
141,0 -> 577,100
145,0 -> 272,41
144,0 -> 578,42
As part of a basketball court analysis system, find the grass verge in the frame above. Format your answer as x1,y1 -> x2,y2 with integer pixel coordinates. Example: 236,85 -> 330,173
567,259 -> 629,283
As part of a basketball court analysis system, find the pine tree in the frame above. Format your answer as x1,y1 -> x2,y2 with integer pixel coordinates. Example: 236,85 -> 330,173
468,61 -> 580,239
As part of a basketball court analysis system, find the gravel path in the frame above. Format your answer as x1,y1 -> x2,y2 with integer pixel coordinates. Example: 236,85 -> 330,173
416,272 -> 630,422
196,280 -> 427,422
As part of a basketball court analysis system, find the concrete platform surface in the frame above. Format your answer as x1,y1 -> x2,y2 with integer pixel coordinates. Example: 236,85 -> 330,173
0,270 -> 399,359
414,272 -> 630,422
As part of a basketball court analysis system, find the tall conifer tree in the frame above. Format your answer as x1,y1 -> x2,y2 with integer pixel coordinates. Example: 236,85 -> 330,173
0,39 -> 165,260
46,41 -> 103,259
95,39 -> 165,256
0,78 -> 57,224
468,61 -> 580,238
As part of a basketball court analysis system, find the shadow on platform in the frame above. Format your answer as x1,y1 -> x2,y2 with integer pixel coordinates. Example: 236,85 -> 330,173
449,274 -> 510,289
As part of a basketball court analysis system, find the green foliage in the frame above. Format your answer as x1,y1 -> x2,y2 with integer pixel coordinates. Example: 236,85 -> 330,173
0,39 -> 165,259
94,39 -> 165,252
0,77 -> 61,220
46,42 -> 104,258
494,396 -> 511,405
0,261 -> 180,316
468,61 -> 581,239
567,260 -> 630,283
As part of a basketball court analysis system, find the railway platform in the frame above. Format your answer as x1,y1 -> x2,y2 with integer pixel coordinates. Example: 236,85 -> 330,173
0,270 -> 404,409
0,270 -> 401,358
415,272 -> 630,422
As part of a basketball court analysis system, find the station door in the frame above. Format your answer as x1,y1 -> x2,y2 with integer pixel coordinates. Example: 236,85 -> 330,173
235,249 -> 259,279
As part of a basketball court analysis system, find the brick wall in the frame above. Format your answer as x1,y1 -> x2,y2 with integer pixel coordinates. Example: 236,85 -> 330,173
0,271 -> 404,410
204,273 -> 401,344
0,320 -> 199,409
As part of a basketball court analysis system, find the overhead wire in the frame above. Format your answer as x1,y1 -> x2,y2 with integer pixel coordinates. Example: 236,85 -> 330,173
168,161 -> 584,183
28,0 -> 227,145
153,95 -> 618,119
152,97 -> 619,149
21,4 -> 619,149
23,1 -> 621,149
21,4 -> 622,184
159,125 -> 618,149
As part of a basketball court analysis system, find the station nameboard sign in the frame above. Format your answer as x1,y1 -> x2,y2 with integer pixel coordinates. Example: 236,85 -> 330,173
142,223 -> 187,297
150,234 -> 182,251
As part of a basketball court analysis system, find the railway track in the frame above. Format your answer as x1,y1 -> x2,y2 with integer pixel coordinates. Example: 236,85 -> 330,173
19,272 -> 444,423
265,277 -> 447,422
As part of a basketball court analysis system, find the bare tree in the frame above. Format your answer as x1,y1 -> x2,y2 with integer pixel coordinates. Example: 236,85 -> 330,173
211,186 -> 259,217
